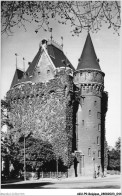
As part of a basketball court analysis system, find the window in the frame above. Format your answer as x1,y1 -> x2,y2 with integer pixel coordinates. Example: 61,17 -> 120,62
97,136 -> 99,145
82,120 -> 84,126
82,97 -> 85,105
97,112 -> 101,119
38,71 -> 41,75
86,86 -> 89,93
47,70 -> 50,74
88,148 -> 91,156
83,86 -> 85,91
98,124 -> 101,131
94,101 -> 97,106
98,150 -> 101,158
89,110 -> 91,116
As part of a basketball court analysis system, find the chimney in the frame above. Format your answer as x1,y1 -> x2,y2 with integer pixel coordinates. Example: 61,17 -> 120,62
39,39 -> 48,49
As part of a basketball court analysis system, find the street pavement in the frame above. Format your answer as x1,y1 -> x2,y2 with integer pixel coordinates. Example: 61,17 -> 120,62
1,174 -> 121,189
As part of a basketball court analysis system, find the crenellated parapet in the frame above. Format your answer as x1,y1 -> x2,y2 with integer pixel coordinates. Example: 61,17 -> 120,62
73,69 -> 105,97
74,69 -> 104,85
80,83 -> 104,97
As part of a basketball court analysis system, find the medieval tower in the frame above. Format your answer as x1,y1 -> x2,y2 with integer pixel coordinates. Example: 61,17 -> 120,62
6,33 -> 108,177
73,33 -> 108,176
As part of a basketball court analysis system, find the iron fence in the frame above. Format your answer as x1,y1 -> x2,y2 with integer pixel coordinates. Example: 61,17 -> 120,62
22,171 -> 68,180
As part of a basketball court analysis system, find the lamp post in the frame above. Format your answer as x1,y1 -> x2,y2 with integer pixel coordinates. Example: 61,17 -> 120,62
56,156 -> 58,178
21,132 -> 32,181
24,136 -> 26,181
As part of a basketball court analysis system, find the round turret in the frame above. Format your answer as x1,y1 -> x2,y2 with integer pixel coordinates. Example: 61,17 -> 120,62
73,33 -> 105,176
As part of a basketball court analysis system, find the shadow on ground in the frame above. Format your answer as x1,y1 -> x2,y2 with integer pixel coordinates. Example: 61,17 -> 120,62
1,182 -> 55,189
1,179 -> 23,184
2,183 -> 120,189
82,185 -> 120,189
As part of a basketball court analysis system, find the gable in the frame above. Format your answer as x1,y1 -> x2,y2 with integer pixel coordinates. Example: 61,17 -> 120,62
31,49 -> 55,83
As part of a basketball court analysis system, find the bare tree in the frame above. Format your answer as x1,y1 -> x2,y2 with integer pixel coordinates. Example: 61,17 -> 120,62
1,1 -> 121,36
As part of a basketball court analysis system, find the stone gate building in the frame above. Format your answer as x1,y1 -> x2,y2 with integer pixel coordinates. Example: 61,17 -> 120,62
6,33 -> 108,177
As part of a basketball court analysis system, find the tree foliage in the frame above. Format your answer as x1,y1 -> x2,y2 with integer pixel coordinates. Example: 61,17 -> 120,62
1,1 -> 121,36
115,137 -> 121,153
1,96 -> 56,174
107,137 -> 121,171
1,99 -> 13,128
1,128 -> 56,176
1,129 -> 23,178
17,136 -> 55,171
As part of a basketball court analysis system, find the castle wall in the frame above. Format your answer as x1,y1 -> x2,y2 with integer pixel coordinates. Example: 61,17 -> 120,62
6,71 -> 75,170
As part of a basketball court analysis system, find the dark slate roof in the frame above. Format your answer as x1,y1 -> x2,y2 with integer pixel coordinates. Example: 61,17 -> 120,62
26,47 -> 42,76
26,43 -> 75,77
77,33 -> 101,71
10,41 -> 75,88
47,44 -> 75,71
10,68 -> 24,88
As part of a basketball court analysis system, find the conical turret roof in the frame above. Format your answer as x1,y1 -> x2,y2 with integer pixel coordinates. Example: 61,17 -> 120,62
77,33 -> 101,71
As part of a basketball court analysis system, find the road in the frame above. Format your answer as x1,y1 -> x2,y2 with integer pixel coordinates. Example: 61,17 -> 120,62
1,175 -> 121,189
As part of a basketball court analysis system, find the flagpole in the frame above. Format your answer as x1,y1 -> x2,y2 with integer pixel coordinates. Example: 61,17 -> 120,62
23,57 -> 25,73
15,53 -> 18,69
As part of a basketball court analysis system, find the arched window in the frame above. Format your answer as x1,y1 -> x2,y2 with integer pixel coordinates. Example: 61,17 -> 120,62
98,124 -> 101,131
97,136 -> 99,145
47,70 -> 50,74
82,97 -> 85,105
97,112 -> 101,119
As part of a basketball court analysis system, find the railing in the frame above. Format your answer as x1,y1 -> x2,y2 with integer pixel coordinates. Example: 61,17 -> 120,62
107,170 -> 120,175
22,171 -> 68,180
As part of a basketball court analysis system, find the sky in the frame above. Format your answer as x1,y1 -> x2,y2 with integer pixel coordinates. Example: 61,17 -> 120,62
1,14 -> 121,148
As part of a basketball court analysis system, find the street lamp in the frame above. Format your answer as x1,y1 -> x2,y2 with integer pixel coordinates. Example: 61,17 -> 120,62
20,132 -> 31,181
56,156 -> 58,178
24,136 -> 26,181
18,134 -> 26,181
